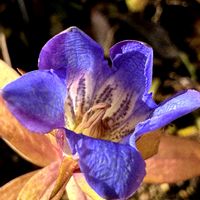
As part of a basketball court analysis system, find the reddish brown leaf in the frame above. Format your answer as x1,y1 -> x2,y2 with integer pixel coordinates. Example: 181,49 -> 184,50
0,171 -> 37,200
144,135 -> 200,183
18,158 -> 78,200
0,59 -> 61,166
136,130 -> 161,159
0,96 -> 62,167
17,161 -> 60,200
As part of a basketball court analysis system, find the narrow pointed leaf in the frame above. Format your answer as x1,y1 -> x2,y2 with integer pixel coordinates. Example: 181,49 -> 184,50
0,171 -> 37,200
144,135 -> 200,183
50,157 -> 78,199
0,95 -> 61,167
17,161 -> 60,200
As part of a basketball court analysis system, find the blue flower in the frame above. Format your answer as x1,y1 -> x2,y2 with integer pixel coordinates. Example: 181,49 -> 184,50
2,27 -> 200,199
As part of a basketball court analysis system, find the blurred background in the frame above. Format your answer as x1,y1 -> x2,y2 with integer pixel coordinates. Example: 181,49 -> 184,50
1,0 -> 200,199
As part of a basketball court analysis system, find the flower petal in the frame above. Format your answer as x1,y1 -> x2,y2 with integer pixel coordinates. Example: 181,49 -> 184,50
65,130 -> 145,199
102,98 -> 153,142
93,41 -> 154,141
38,27 -> 107,80
110,40 -> 153,98
38,26 -> 111,124
2,70 -> 66,133
133,90 -> 200,139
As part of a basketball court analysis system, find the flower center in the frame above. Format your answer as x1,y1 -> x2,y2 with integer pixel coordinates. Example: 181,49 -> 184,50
74,102 -> 111,138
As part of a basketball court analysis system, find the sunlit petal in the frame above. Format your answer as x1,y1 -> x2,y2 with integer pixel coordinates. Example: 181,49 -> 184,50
38,27 -> 111,123
110,40 -> 153,97
65,129 -> 145,199
93,41 -> 155,141
2,70 -> 66,133
133,90 -> 200,140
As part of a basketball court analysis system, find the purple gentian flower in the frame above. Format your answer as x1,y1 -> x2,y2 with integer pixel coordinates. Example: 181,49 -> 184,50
2,27 -> 200,200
